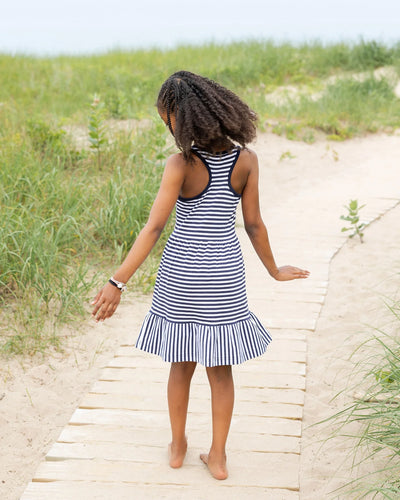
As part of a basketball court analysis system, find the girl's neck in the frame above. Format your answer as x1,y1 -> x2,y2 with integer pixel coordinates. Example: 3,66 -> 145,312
195,139 -> 235,154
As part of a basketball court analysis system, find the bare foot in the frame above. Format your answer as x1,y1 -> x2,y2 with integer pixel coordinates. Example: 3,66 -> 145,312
200,452 -> 228,480
168,438 -> 187,468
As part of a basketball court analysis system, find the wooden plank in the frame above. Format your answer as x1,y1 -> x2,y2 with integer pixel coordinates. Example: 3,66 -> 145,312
254,333 -> 308,342
231,414 -> 302,436
45,442 -> 300,465
21,481 -> 299,500
258,284 -> 328,297
234,360 -> 307,375
110,349 -> 307,363
99,364 -> 307,380
260,288 -> 327,298
264,339 -> 308,352
247,294 -> 326,306
266,329 -> 309,339
46,441 -> 163,462
244,300 -> 322,315
96,367 -> 305,389
89,380 -> 305,404
107,356 -> 168,368
264,350 -> 307,362
247,279 -> 329,290
69,409 -> 302,436
235,372 -> 306,390
259,317 -> 317,331
58,424 -> 301,454
80,393 -> 303,419
108,357 -> 306,374
30,453 -> 300,489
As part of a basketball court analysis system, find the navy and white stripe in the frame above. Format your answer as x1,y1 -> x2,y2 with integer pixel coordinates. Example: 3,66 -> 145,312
136,146 -> 272,367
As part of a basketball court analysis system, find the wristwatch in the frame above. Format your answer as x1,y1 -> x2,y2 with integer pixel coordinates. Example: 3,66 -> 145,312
108,277 -> 127,292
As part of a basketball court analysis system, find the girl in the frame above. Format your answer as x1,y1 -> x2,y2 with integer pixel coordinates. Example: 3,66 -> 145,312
91,70 -> 309,481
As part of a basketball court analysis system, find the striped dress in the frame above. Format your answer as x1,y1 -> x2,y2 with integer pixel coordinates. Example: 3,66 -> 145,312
135,145 -> 272,367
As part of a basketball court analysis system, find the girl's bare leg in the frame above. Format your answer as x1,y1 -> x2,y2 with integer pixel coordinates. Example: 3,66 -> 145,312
200,365 -> 234,480
167,361 -> 197,468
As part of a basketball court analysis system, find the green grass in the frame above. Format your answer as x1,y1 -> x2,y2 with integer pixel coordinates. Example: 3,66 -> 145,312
0,115 -> 173,354
1,38 -> 400,355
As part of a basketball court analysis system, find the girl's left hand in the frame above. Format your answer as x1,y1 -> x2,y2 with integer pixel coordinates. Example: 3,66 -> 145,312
91,282 -> 122,322
272,265 -> 310,281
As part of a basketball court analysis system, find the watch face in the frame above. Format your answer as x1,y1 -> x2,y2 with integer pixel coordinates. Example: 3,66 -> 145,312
109,278 -> 125,291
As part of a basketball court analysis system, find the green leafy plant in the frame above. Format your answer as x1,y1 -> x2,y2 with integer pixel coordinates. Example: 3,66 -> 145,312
302,129 -> 315,144
272,122 -> 302,140
340,199 -> 366,242
88,94 -> 108,169
105,90 -> 129,119
26,119 -> 67,155
350,39 -> 394,70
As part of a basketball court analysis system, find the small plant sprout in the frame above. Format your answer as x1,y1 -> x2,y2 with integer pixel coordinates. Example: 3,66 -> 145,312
88,94 -> 108,169
279,150 -> 296,161
340,199 -> 366,243
375,368 -> 396,386
324,144 -> 339,162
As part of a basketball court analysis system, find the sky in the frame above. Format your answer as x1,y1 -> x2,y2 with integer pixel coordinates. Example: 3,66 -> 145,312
1,0 -> 399,55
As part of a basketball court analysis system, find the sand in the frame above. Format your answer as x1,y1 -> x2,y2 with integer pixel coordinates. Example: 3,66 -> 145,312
1,130 -> 399,500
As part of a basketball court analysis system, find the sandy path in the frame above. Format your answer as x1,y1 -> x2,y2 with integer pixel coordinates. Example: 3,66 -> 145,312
2,130 -> 400,499
0,296 -> 151,500
300,203 -> 400,497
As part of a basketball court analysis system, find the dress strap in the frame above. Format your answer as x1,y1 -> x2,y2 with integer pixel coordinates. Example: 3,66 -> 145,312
191,145 -> 240,157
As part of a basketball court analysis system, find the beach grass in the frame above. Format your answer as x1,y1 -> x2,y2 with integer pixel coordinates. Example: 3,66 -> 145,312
318,299 -> 400,498
253,74 -> 400,141
1,38 -> 399,123
1,38 -> 400,355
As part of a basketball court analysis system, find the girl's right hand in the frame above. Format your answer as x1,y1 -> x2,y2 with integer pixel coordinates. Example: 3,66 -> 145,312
272,265 -> 310,281
91,282 -> 122,322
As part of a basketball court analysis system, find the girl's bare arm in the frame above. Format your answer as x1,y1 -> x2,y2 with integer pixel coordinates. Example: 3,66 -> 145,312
241,151 -> 309,281
91,154 -> 186,321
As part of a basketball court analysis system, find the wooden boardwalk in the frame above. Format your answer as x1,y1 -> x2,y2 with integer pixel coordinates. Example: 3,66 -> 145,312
21,134 -> 400,499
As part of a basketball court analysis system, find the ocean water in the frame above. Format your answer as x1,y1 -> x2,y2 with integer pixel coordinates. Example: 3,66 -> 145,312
1,0 -> 399,55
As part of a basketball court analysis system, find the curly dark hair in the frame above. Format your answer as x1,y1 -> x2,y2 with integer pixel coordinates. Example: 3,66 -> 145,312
157,70 -> 258,160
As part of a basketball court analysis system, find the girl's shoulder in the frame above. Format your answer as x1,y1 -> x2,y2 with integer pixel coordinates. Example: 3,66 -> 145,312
237,147 -> 259,173
166,151 -> 185,164
161,153 -> 188,186
238,146 -> 258,161
164,152 -> 188,171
